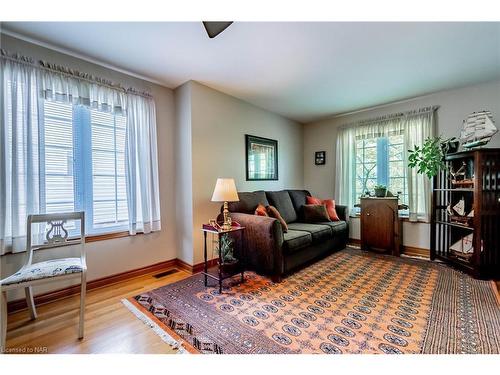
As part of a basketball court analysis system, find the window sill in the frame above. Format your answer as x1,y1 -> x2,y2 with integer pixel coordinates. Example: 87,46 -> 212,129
85,231 -> 132,243
1,230 -> 138,256
349,213 -> 429,224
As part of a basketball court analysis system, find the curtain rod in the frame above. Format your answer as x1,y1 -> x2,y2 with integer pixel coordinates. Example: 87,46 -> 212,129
1,50 -> 153,99
340,105 -> 439,129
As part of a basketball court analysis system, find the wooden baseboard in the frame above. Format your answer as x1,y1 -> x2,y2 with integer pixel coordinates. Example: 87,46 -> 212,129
348,238 -> 430,258
6,257 -> 222,314
402,246 -> 430,258
177,258 -> 218,274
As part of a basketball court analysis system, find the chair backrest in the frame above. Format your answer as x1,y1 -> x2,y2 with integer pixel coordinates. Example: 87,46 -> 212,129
25,212 -> 85,266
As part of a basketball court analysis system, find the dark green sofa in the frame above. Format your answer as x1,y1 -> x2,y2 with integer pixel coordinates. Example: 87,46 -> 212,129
226,190 -> 349,281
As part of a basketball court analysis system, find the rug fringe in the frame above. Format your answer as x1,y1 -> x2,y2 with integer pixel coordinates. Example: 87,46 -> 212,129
121,298 -> 189,354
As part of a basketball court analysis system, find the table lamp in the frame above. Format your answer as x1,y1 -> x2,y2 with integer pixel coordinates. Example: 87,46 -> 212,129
211,178 -> 239,230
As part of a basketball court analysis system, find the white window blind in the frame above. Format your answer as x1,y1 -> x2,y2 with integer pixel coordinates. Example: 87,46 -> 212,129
41,100 -> 128,234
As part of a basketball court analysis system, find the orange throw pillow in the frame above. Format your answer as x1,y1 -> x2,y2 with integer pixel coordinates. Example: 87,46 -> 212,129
254,203 -> 269,217
306,196 -> 322,205
266,205 -> 288,233
323,199 -> 340,221
306,196 -> 340,221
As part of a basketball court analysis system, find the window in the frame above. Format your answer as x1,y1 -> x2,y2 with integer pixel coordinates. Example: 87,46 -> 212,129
41,100 -> 128,234
355,134 -> 408,208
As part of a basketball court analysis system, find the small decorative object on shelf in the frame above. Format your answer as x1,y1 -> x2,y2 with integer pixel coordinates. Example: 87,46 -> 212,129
201,223 -> 246,293
460,111 -> 498,150
431,148 -> 500,279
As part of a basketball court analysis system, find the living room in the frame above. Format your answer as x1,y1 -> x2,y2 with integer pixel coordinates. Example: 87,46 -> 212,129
1,1 -> 499,372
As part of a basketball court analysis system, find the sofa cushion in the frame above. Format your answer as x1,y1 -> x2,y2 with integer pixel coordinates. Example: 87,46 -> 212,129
228,190 -> 269,214
265,191 -> 297,223
287,190 -> 311,214
282,230 -> 312,254
287,223 -> 333,243
318,221 -> 348,234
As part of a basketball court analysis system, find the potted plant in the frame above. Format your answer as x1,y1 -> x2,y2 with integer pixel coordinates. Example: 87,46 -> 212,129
374,185 -> 387,197
408,136 -> 454,178
217,234 -> 238,272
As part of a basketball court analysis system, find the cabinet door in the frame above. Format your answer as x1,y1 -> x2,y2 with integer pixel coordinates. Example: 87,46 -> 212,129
362,202 -> 394,252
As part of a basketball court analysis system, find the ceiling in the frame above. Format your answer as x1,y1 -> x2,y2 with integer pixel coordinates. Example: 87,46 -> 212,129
2,22 -> 500,123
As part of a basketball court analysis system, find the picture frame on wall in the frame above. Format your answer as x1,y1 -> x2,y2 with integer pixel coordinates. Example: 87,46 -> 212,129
315,151 -> 326,165
245,134 -> 278,180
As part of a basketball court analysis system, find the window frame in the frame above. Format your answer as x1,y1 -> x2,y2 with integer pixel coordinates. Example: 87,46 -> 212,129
40,100 -> 129,237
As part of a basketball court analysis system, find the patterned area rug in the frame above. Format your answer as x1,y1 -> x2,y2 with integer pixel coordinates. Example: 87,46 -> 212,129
125,248 -> 500,354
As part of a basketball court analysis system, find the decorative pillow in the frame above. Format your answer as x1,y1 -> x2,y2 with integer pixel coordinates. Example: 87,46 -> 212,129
302,204 -> 331,223
323,199 -> 340,221
306,196 -> 322,205
266,205 -> 288,233
255,204 -> 269,217
306,196 -> 340,221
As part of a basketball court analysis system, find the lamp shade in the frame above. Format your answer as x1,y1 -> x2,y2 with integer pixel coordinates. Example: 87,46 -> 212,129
211,178 -> 239,202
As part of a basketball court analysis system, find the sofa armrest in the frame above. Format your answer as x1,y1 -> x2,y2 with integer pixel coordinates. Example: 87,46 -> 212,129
230,213 -> 284,276
335,205 -> 349,222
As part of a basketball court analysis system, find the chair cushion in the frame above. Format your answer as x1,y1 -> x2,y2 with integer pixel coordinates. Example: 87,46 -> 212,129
317,221 -> 348,234
228,190 -> 269,214
282,230 -> 312,254
265,191 -> 297,223
1,258 -> 84,286
287,223 -> 333,243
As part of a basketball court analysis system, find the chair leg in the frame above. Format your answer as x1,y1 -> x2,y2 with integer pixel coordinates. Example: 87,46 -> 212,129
25,286 -> 37,320
78,272 -> 86,339
1,291 -> 7,353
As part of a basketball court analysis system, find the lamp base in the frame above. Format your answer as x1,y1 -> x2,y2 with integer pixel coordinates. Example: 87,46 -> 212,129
222,201 -> 232,231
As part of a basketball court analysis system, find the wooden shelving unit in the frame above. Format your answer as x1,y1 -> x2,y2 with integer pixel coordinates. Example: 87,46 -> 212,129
431,148 -> 500,279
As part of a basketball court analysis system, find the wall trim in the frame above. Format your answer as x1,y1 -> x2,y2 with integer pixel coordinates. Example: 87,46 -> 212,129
7,257 -> 218,314
348,238 -> 430,258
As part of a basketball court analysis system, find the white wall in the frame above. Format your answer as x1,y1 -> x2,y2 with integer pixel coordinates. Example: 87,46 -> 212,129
175,81 -> 304,264
0,35 -> 178,300
303,80 -> 500,249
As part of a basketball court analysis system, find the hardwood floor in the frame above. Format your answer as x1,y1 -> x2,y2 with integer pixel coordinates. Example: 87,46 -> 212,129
5,268 -> 191,354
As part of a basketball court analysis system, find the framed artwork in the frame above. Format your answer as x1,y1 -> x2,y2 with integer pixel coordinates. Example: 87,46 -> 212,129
245,134 -> 278,180
315,151 -> 326,165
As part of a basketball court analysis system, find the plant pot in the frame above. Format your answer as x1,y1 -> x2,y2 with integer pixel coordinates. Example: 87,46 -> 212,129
442,140 -> 460,154
374,188 -> 387,197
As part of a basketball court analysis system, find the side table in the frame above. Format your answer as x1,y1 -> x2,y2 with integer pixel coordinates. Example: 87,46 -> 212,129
201,224 -> 246,293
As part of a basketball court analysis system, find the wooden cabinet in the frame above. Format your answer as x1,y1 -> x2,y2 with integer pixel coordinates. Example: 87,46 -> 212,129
360,197 -> 402,256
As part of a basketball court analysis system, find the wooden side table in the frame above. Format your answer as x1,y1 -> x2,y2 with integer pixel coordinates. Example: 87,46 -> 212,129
201,224 -> 246,293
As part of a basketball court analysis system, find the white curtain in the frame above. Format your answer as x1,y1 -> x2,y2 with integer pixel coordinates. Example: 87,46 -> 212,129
335,127 -> 356,213
404,111 -> 435,222
39,61 -> 127,113
335,107 -> 436,222
125,94 -> 161,235
0,58 -> 42,254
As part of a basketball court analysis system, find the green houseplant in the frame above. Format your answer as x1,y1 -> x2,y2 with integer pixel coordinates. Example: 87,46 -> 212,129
374,185 -> 387,197
408,136 -> 454,178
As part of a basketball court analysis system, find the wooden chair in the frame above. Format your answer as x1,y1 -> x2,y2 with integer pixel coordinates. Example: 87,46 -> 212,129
0,212 -> 87,352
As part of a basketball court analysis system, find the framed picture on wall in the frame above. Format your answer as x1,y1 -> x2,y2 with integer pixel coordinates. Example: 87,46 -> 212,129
245,134 -> 278,180
315,151 -> 326,165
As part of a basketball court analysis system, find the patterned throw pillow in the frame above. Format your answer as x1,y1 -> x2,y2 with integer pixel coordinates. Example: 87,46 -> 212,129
303,204 -> 331,223
255,203 -> 269,217
266,205 -> 288,233
306,196 -> 340,221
